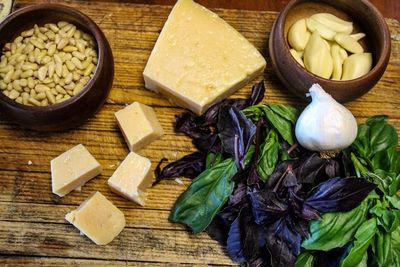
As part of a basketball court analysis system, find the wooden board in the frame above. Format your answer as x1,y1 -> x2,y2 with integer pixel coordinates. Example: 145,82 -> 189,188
1,0 -> 399,265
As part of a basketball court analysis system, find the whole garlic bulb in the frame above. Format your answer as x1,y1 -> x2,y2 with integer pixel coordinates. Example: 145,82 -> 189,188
295,84 -> 358,152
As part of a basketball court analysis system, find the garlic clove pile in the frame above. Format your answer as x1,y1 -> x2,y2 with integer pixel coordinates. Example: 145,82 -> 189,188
295,83 -> 358,152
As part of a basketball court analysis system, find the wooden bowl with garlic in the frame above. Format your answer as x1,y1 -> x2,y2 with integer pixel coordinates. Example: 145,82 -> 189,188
269,0 -> 391,102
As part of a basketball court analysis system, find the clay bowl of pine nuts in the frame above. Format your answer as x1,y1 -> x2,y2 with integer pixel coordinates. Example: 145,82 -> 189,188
0,4 -> 113,131
269,0 -> 390,102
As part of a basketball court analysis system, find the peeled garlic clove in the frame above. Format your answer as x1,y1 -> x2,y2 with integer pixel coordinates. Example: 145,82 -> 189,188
306,17 -> 336,41
341,53 -> 372,80
0,0 -> 13,22
350,32 -> 366,41
295,84 -> 358,152
310,13 -> 353,34
290,49 -> 305,67
339,47 -> 348,62
335,33 -> 364,54
331,44 -> 342,80
304,31 -> 333,79
288,19 -> 311,51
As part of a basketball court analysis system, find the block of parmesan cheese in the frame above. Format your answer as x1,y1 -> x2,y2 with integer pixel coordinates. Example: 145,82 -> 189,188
143,0 -> 266,115
65,191 -> 125,245
115,102 -> 164,152
51,144 -> 102,197
108,151 -> 152,206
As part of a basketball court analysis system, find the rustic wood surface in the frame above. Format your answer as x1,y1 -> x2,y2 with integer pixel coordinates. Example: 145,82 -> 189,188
1,0 -> 399,266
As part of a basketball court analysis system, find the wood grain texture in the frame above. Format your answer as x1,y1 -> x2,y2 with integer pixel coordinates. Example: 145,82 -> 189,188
1,0 -> 400,265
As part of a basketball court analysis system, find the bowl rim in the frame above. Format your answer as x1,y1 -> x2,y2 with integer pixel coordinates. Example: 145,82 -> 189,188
0,3 -> 105,111
273,0 -> 391,85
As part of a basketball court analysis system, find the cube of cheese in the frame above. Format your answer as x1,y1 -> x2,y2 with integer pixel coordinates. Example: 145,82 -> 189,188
65,191 -> 125,245
108,152 -> 152,206
51,144 -> 102,197
115,102 -> 164,152
143,0 -> 266,115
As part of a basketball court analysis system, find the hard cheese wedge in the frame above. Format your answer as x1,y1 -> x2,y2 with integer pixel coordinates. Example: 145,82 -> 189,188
108,152 -> 152,206
115,102 -> 164,152
51,144 -> 102,197
143,0 -> 266,115
65,191 -> 125,245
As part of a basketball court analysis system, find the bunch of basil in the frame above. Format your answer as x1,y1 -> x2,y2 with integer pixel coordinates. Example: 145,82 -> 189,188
154,82 -> 399,267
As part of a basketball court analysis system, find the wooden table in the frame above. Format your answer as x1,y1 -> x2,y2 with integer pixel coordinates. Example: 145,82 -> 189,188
1,0 -> 399,266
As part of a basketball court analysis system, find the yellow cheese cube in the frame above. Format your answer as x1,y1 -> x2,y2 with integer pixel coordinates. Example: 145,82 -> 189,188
115,102 -> 164,152
65,191 -> 125,245
51,144 -> 102,197
108,152 -> 152,206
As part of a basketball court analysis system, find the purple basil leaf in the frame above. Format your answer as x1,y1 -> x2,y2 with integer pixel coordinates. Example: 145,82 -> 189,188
229,183 -> 247,206
314,242 -> 353,267
227,207 -> 267,264
152,152 -> 205,186
249,80 -> 266,106
294,152 -> 327,184
203,80 -> 266,125
192,133 -> 219,152
301,203 -> 321,221
206,214 -> 230,246
266,160 -> 295,189
227,216 -> 246,263
266,217 -> 300,267
175,112 -> 210,139
325,159 -> 341,178
218,105 -> 256,170
249,190 -> 287,225
305,177 -> 376,212
204,99 -> 248,126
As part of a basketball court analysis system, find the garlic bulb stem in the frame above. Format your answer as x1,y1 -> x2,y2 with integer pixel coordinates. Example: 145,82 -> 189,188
295,84 -> 358,152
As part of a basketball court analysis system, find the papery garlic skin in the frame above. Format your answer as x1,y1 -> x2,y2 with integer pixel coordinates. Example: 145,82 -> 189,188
295,84 -> 358,152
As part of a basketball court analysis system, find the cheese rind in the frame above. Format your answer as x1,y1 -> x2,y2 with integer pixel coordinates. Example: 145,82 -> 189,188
51,144 -> 102,197
65,191 -> 125,245
108,152 -> 152,206
115,102 -> 164,152
143,0 -> 266,115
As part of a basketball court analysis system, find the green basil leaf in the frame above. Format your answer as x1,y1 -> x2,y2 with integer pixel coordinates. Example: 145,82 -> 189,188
370,204 -> 400,233
266,104 -> 299,124
351,124 -> 371,160
372,146 -> 399,174
257,129 -> 279,181
295,251 -> 314,267
390,228 -> 400,266
374,229 -> 392,267
367,116 -> 398,157
170,147 -> 255,233
242,105 -> 264,123
389,173 -> 400,196
340,218 -> 377,267
264,105 -> 295,145
386,194 -> 400,209
169,158 -> 237,233
205,152 -> 224,169
302,201 -> 369,251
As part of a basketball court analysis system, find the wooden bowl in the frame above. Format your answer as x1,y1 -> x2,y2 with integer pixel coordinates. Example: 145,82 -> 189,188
269,0 -> 391,102
0,4 -> 114,131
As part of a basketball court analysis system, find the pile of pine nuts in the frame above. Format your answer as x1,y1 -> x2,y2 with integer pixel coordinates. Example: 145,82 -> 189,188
0,21 -> 98,106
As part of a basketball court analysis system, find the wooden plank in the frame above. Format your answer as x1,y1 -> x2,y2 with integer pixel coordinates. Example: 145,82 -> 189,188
0,221 -> 235,265
0,201 -> 184,230
0,256 -> 229,266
